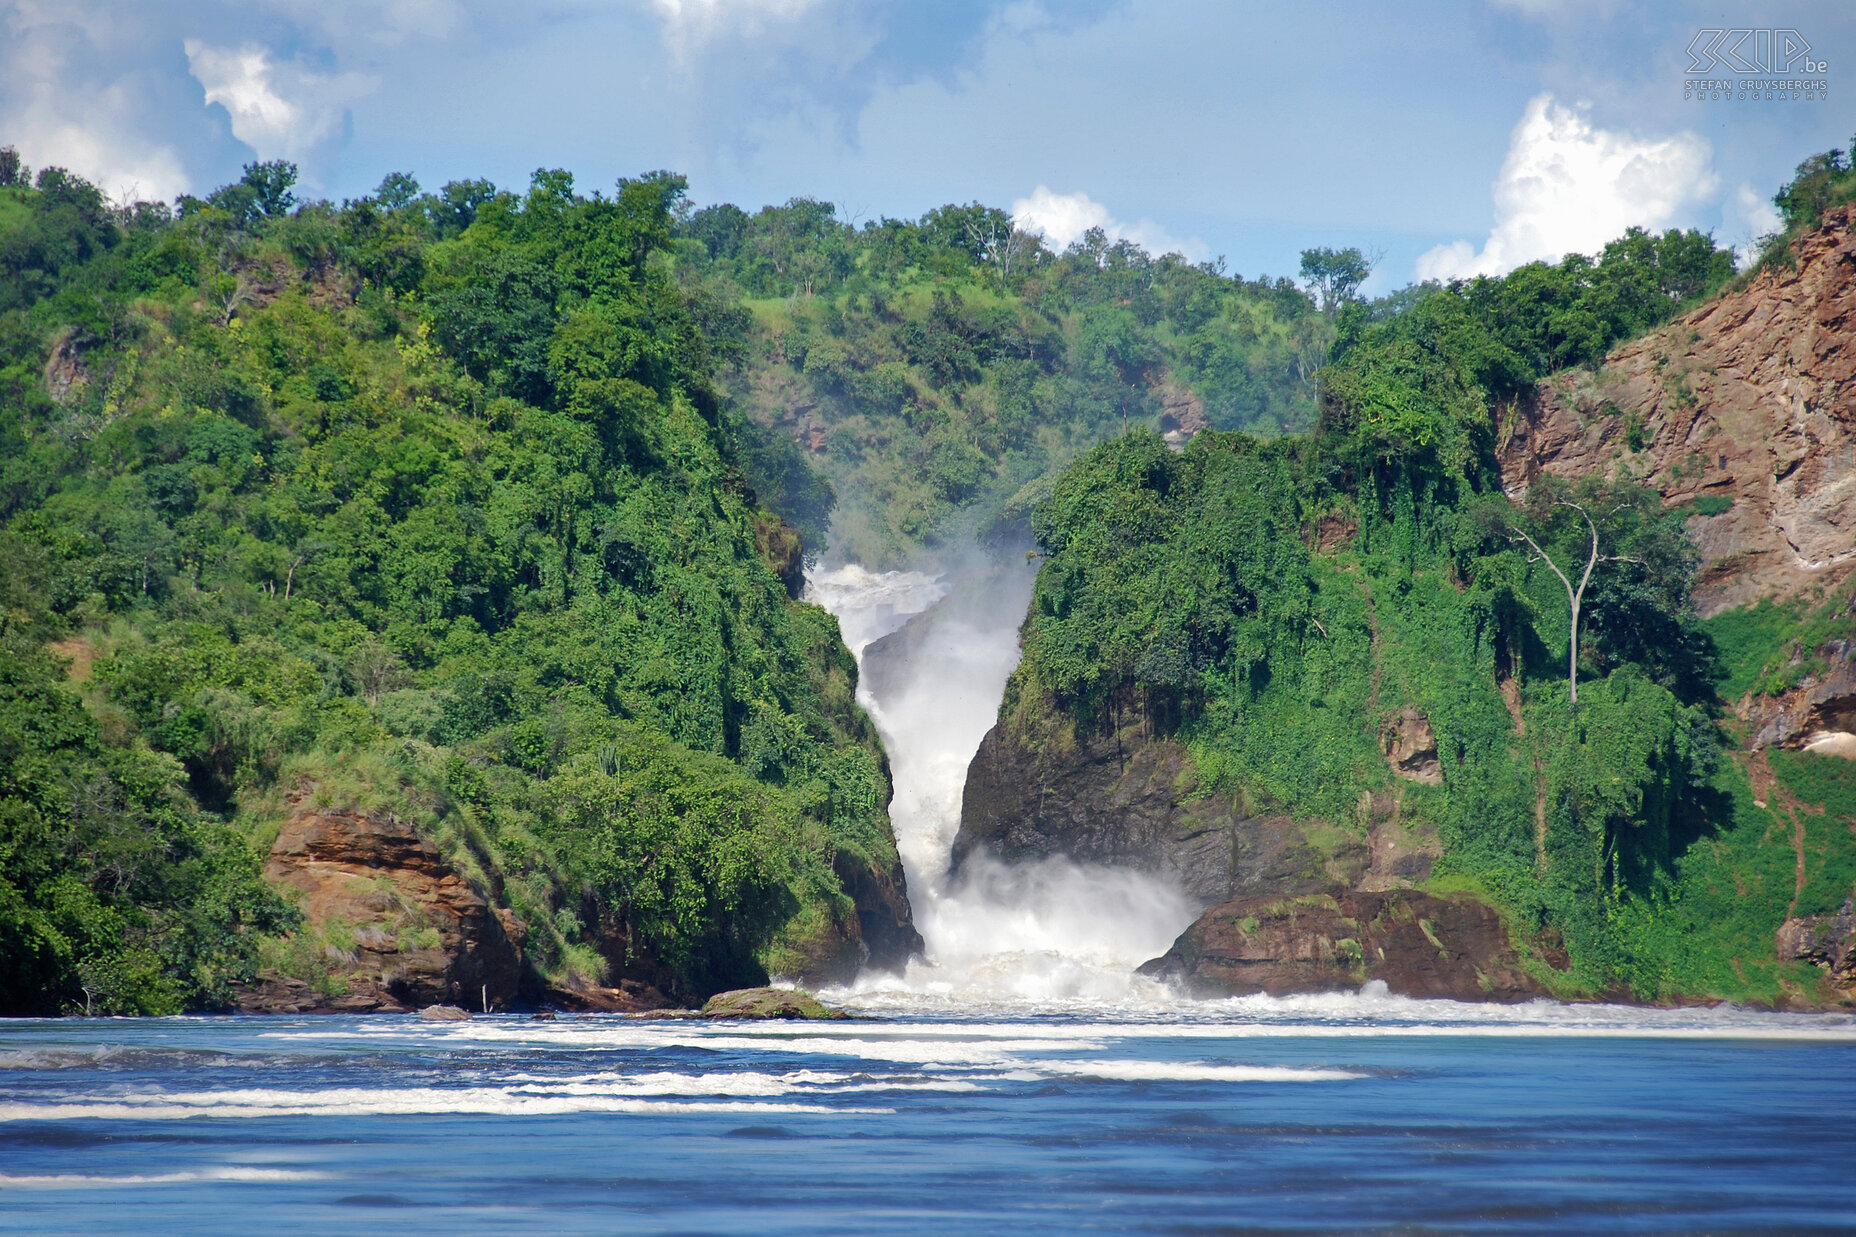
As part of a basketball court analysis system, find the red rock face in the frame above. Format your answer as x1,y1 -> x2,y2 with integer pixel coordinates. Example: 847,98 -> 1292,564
1498,207 -> 1856,617
1139,890 -> 1544,1002
242,809 -> 524,1014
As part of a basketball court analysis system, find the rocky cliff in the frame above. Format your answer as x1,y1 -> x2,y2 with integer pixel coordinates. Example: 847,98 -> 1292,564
957,212 -> 1856,1005
1497,206 -> 1856,619
954,694 -> 1531,998
238,808 -> 531,1014
240,798 -> 917,1013
956,705 -> 1441,905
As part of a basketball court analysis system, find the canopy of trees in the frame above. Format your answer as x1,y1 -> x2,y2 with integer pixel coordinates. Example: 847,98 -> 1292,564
0,158 -> 896,1012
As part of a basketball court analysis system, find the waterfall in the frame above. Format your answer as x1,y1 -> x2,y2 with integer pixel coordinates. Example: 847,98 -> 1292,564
806,560 -> 1197,1009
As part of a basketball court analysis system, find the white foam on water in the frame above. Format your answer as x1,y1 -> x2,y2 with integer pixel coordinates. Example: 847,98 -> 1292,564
0,1167 -> 328,1187
809,559 -> 1202,1006
805,564 -> 946,657
1037,1060 -> 1367,1082
0,1085 -> 893,1121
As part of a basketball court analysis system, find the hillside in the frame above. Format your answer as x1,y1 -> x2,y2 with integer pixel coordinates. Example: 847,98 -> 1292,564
0,159 -> 916,1014
675,200 -> 1330,565
959,169 -> 1856,1009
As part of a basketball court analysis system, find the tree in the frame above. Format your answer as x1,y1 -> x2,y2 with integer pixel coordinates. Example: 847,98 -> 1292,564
241,160 -> 298,219
1300,246 -> 1374,314
965,211 -> 1032,291
1504,495 -> 1638,705
374,171 -> 421,210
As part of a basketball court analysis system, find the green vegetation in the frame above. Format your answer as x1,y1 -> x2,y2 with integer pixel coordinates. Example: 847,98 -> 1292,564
1003,216 -> 1848,1005
675,199 -> 1333,564
0,155 -> 896,1012
1750,139 -> 1856,272
1,132 -> 1849,1015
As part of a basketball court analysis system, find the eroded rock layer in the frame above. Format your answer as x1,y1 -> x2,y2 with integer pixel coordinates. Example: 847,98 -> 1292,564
1497,206 -> 1856,617
241,809 -> 524,1014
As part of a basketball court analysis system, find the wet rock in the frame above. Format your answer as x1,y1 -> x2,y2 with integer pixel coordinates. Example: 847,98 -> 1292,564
545,975 -> 676,1014
418,1004 -> 471,1021
699,987 -> 848,1021
1140,889 -> 1542,1001
954,699 -> 1339,906
831,850 -> 926,976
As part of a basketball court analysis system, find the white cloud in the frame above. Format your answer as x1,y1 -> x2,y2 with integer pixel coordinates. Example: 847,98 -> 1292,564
649,0 -> 821,51
8,114 -> 190,203
1416,94 -> 1717,281
1010,185 -> 1206,261
184,39 -> 373,162
1732,181 -> 1783,268
1,0 -> 193,199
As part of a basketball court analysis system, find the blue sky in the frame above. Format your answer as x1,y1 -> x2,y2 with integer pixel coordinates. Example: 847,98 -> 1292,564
3,0 -> 1850,288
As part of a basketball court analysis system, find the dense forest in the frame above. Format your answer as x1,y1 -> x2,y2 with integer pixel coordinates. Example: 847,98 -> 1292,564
0,153 -> 899,1013
1002,148 -> 1856,1003
2,135 -> 1853,1013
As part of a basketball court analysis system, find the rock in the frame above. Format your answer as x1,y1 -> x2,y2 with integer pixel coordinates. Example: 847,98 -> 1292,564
1497,205 -> 1856,618
236,806 -> 525,1014
699,987 -> 848,1021
1155,375 -> 1210,450
954,696 -> 1347,905
42,329 -> 92,405
830,850 -> 925,976
1358,817 -> 1444,892
1382,706 -> 1443,785
1739,631 -> 1856,756
1776,899 -> 1856,997
1140,889 -> 1543,1001
544,975 -> 676,1014
418,1004 -> 471,1021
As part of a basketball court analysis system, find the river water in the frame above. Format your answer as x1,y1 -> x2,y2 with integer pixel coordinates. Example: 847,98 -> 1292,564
3,564 -> 1853,1232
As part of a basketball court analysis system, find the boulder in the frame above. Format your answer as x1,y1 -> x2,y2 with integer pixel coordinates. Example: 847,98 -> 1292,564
1383,706 -> 1443,785
1776,898 -> 1856,996
418,1004 -> 472,1021
1140,889 -> 1543,1001
699,987 -> 848,1021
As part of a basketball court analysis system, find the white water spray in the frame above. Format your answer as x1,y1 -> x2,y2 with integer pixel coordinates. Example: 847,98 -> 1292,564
807,561 -> 1198,1009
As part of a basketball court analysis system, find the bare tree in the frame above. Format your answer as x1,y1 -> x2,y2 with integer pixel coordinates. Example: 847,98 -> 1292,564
1507,500 -> 1635,705
967,215 -> 1032,291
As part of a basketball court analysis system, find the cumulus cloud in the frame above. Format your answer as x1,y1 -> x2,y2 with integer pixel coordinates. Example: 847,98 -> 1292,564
185,40 -> 372,163
1416,94 -> 1717,281
1011,185 -> 1205,261
1,0 -> 195,199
